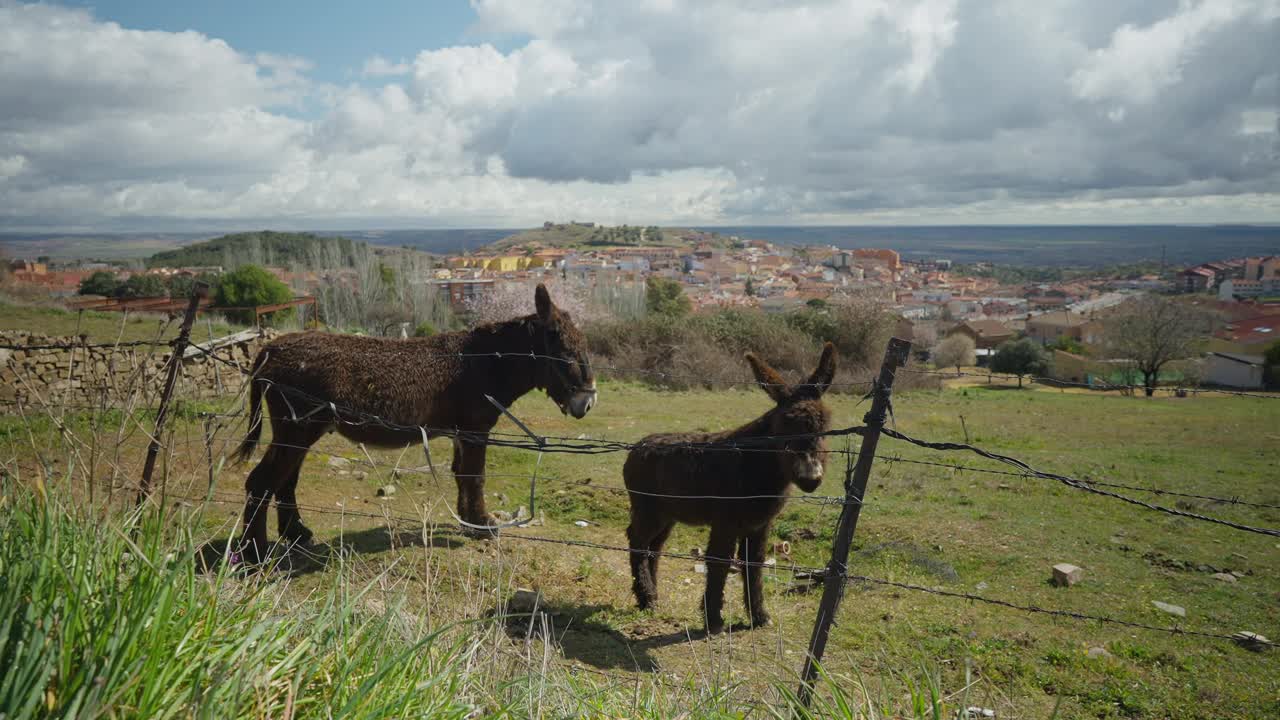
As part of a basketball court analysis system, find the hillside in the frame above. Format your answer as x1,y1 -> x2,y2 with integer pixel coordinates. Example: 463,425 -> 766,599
486,222 -> 740,253
146,231 -> 366,269
4,380 -> 1278,717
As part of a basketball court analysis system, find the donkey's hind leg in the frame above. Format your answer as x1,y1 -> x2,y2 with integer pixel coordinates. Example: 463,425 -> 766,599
237,406 -> 322,565
239,446 -> 281,565
275,420 -> 327,546
646,520 -> 675,594
626,511 -> 665,610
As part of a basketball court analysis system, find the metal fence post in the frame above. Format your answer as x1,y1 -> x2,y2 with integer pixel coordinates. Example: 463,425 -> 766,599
137,282 -> 208,507
797,336 -> 911,707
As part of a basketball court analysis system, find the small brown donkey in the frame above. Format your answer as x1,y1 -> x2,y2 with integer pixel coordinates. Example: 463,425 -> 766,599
623,343 -> 836,633
234,284 -> 596,563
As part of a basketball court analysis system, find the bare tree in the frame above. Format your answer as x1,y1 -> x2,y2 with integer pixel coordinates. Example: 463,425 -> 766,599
1101,295 -> 1215,397
932,334 -> 976,375
465,280 -> 598,327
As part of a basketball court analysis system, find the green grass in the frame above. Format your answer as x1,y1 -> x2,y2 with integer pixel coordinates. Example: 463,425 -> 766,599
4,381 -> 1279,717
0,301 -> 247,343
0,488 -> 946,719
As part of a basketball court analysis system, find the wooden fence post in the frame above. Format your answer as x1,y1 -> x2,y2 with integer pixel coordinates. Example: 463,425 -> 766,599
137,282 -> 208,507
797,336 -> 911,707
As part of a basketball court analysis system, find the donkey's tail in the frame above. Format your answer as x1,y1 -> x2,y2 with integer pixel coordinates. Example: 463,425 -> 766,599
235,349 -> 270,464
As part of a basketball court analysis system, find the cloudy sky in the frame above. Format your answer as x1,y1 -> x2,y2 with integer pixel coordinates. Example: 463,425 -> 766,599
1,0 -> 1278,231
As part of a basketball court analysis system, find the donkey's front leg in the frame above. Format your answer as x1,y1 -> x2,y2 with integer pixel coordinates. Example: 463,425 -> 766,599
453,435 -> 498,531
703,524 -> 736,635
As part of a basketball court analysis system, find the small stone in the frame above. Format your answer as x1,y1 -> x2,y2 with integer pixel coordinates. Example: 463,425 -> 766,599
376,485 -> 396,497
1052,563 -> 1083,587
1152,601 -> 1186,617
1230,570 -> 1245,579
327,456 -> 349,468
573,520 -> 589,528
764,557 -> 777,567
353,470 -> 369,481
1087,646 -> 1111,659
694,562 -> 706,574
962,708 -> 995,719
1211,572 -> 1237,583
975,581 -> 989,591
507,588 -> 541,614
997,484 -> 1011,490
1231,631 -> 1270,651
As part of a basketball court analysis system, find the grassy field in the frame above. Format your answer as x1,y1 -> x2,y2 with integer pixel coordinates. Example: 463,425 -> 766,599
3,377 -> 1279,717
0,300 -> 249,343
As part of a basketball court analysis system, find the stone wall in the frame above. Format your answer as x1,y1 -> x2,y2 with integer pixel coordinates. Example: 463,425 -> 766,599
0,329 -> 279,408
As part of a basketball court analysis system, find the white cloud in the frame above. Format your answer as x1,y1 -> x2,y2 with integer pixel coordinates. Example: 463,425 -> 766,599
361,56 -> 410,77
1,0 -> 1278,229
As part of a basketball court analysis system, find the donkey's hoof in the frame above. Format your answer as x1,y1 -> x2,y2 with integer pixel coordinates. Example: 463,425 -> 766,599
280,525 -> 314,546
706,618 -> 726,635
749,612 -> 771,629
232,537 -> 267,567
460,514 -> 502,538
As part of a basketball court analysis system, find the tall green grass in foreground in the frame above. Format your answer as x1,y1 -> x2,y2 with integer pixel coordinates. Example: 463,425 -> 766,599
0,485 -> 949,719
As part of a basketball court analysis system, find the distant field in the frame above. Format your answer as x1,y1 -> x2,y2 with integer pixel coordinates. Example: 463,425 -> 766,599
4,377 -> 1277,717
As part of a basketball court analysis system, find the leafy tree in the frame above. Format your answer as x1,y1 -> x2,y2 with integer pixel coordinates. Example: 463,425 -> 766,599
1264,340 -> 1280,390
214,264 -> 293,325
1101,296 -> 1215,396
413,321 -> 437,338
78,271 -> 121,297
744,277 -> 755,297
645,276 -> 692,318
932,334 -> 976,375
990,338 -> 1050,387
115,274 -> 168,299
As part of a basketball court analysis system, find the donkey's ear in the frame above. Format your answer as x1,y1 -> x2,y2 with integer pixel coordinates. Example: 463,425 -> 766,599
534,283 -> 554,322
806,342 -> 837,394
745,352 -> 789,403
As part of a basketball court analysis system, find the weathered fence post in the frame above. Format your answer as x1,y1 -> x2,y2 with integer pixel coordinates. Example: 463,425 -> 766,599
137,282 -> 208,507
797,336 -> 911,707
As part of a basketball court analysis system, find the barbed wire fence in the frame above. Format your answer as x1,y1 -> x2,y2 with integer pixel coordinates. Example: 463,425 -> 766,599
2,288 -> 1278,711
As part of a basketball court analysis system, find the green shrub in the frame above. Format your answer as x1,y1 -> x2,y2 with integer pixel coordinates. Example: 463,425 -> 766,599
644,276 -> 691,318
214,264 -> 293,325
77,270 -> 120,297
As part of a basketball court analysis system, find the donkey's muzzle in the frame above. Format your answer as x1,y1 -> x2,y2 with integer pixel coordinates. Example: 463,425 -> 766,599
566,387 -> 597,419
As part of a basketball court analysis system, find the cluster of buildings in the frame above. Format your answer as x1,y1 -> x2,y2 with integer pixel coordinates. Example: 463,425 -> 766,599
1179,255 -> 1280,299
6,234 -> 1278,389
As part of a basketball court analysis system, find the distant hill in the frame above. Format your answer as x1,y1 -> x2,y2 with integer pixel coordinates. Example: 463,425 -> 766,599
484,223 -> 740,253
146,231 -> 366,269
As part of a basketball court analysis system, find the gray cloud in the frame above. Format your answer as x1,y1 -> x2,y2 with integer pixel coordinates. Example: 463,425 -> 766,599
0,0 -> 1277,229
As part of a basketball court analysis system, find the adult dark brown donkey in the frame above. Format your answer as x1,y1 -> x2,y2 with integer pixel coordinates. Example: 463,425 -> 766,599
623,343 -> 835,634
234,284 -> 596,563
